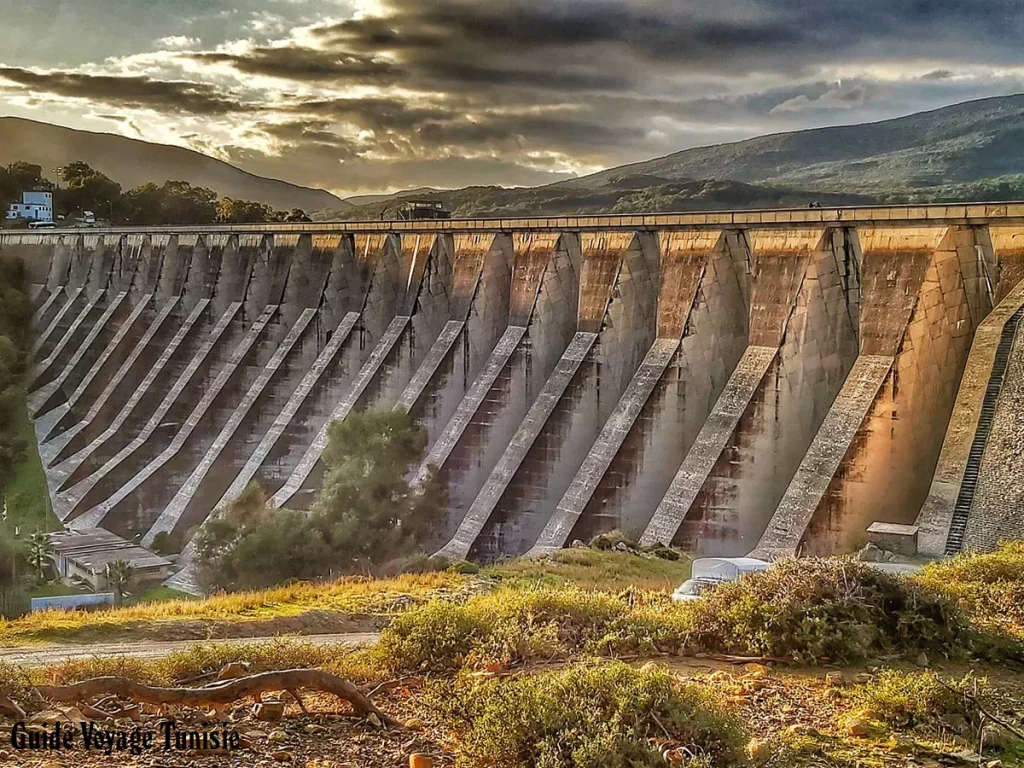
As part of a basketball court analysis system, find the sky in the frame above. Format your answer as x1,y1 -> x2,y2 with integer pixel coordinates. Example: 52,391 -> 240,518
1,0 -> 1023,198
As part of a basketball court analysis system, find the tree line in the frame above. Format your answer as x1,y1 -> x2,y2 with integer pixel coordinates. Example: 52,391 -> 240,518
0,161 -> 312,225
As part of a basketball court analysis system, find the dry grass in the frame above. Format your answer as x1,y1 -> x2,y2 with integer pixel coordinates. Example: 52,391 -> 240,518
0,572 -> 474,644
486,548 -> 691,592
0,549 -> 690,646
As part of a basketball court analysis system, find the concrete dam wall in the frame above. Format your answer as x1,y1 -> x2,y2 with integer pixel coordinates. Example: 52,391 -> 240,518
5,204 -> 1024,581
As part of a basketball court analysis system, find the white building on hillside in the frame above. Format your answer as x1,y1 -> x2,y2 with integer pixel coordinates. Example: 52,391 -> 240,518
6,190 -> 53,222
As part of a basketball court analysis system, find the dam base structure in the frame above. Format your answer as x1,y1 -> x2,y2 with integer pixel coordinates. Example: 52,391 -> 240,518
5,204 -> 1024,592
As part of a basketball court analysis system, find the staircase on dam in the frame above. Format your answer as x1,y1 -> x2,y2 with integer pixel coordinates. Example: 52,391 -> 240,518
4,203 -> 1024,590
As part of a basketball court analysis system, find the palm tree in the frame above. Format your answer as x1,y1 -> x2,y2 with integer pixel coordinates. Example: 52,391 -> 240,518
106,559 -> 135,605
27,531 -> 53,582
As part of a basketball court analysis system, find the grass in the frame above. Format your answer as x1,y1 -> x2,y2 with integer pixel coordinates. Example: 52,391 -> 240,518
486,548 -> 691,591
0,548 -> 690,646
0,571 -> 476,644
915,540 -> 1024,641
1,390 -> 57,536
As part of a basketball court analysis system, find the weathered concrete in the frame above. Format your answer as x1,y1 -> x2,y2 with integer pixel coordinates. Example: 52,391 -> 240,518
753,226 -> 981,558
915,227 -> 1024,555
530,231 -> 717,554
6,205 -> 1024,573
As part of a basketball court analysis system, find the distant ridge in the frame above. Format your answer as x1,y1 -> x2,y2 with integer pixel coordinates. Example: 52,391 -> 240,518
0,117 -> 348,212
555,93 -> 1024,199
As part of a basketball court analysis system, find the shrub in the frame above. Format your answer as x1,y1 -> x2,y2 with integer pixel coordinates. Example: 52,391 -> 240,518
424,661 -> 747,768
680,558 -> 969,663
916,541 -> 1024,641
376,586 -> 666,673
851,670 -> 983,736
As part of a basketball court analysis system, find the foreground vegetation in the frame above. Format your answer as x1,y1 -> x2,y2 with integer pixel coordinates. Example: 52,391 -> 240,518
1,544 -> 1022,767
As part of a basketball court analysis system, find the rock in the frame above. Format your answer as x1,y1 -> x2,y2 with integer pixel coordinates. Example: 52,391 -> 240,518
981,724 -> 1009,749
272,750 -> 293,762
217,661 -> 251,681
852,672 -> 875,685
985,761 -> 1003,768
304,724 -> 323,735
845,716 -> 875,737
916,652 -> 930,668
613,541 -> 630,552
570,539 -> 585,548
824,672 -> 845,687
857,542 -> 884,562
255,701 -> 286,721
744,663 -> 770,678
367,713 -> 384,728
268,729 -> 289,744
747,737 -> 772,764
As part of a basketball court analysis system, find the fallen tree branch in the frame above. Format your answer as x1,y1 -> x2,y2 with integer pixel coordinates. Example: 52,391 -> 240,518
36,669 -> 399,727
0,692 -> 26,719
934,677 -> 1024,743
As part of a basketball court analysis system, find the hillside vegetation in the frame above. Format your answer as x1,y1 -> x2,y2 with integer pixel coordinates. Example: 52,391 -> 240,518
0,117 -> 345,212
318,93 -> 1024,220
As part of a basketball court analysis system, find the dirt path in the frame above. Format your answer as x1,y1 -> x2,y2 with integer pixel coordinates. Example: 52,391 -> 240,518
0,631 -> 381,666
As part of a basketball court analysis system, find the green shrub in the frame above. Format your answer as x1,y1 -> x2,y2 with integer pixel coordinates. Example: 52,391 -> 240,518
852,670 -> 982,736
424,661 -> 747,768
681,558 -> 969,663
376,586 -> 672,673
916,541 -> 1024,641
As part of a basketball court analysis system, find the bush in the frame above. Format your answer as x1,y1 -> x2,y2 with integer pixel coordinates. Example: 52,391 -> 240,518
681,558 -> 970,663
851,670 -> 983,736
916,541 -> 1024,641
423,661 -> 747,768
376,586 -> 661,673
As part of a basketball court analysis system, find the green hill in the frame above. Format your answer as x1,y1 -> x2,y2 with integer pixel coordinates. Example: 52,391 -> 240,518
0,117 -> 348,213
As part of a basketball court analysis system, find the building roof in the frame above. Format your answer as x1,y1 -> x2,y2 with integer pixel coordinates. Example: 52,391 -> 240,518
48,528 -> 172,574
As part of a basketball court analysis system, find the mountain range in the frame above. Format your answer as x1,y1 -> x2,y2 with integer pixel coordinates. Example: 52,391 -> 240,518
5,93 -> 1024,219
0,117 -> 347,213
325,93 -> 1024,219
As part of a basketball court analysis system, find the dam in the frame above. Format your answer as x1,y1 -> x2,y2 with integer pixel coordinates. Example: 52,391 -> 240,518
4,203 -> 1024,590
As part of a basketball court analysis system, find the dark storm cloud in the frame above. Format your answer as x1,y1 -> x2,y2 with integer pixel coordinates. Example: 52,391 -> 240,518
302,0 -> 1024,79
0,66 -> 248,114
190,48 -> 396,83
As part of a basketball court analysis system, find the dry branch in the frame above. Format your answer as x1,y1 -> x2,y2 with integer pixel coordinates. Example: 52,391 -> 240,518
36,669 -> 398,726
0,692 -> 26,719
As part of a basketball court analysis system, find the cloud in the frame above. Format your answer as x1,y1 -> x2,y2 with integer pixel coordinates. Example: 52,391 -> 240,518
0,66 -> 251,115
156,35 -> 201,50
2,0 -> 1024,196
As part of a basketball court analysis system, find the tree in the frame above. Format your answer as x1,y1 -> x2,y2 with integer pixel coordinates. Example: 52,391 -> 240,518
26,531 -> 52,582
216,197 -> 275,224
0,257 -> 30,498
285,208 -> 311,222
57,161 -> 122,221
106,559 -> 135,604
193,483 -> 331,592
194,410 -> 445,591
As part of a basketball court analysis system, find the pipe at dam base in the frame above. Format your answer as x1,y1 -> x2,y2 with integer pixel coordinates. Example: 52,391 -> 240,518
3,206 -> 1023,581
